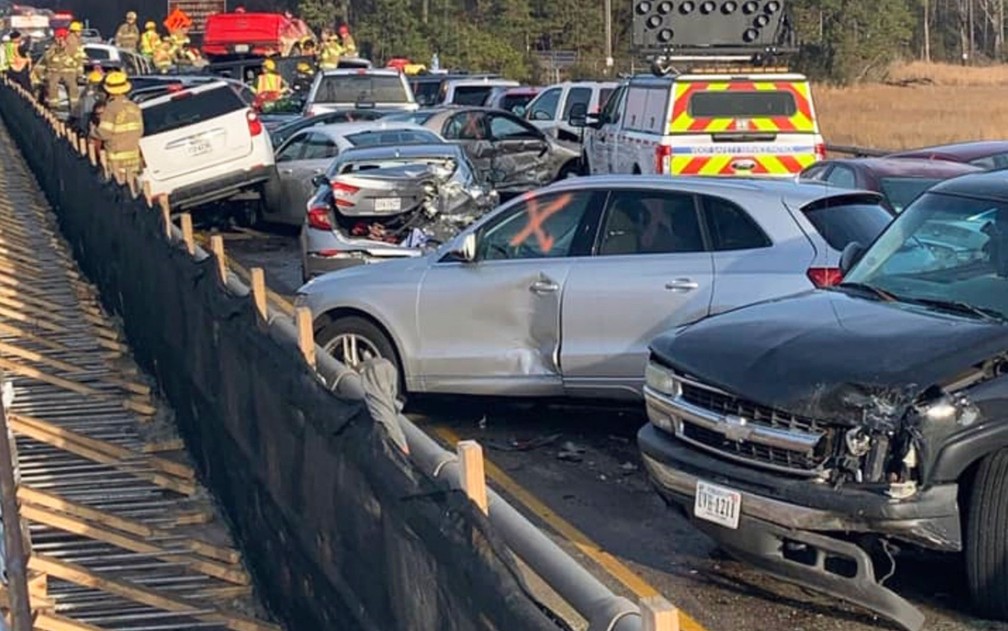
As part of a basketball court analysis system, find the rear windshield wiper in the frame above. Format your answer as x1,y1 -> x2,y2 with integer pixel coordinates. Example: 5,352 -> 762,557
904,297 -> 1006,324
834,282 -> 896,302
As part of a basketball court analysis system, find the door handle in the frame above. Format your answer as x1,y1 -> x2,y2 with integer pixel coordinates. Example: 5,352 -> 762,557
665,278 -> 699,292
280,168 -> 293,175
530,279 -> 559,294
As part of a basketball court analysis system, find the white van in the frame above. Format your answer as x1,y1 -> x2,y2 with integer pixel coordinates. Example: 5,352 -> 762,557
580,69 -> 825,177
138,81 -> 275,210
525,80 -> 617,143
440,77 -> 520,106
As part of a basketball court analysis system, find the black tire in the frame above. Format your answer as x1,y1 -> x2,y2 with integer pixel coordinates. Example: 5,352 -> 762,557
315,315 -> 405,394
233,198 -> 263,229
632,165 -> 642,175
966,448 -> 1008,619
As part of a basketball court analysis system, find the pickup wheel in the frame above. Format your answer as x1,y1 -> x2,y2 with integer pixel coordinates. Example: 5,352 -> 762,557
966,447 -> 1008,619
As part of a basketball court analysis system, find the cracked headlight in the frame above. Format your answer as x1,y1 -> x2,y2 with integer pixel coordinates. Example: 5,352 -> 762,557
919,393 -> 980,427
645,362 -> 680,397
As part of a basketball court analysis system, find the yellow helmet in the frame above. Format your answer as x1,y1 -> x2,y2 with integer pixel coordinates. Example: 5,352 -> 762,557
87,69 -> 104,85
126,11 -> 137,20
69,21 -> 83,32
103,71 -> 131,95
262,58 -> 276,71
296,61 -> 311,73
145,21 -> 156,30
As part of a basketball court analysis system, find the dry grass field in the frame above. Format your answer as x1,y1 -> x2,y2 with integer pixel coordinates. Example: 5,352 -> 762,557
813,62 -> 1008,151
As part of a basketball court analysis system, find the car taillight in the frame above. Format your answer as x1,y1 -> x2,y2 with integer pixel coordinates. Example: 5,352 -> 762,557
814,142 -> 826,161
307,205 -> 333,230
247,110 -> 263,137
330,182 -> 359,207
655,144 -> 672,175
807,266 -> 843,288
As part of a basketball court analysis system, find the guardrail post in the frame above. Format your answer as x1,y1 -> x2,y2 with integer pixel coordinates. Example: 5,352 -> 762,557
158,196 -> 172,240
209,235 -> 227,284
250,268 -> 268,325
457,441 -> 488,515
98,149 -> 110,180
180,214 -> 195,256
641,595 -> 678,631
87,141 -> 97,167
0,384 -> 33,631
295,307 -> 316,369
142,180 -> 152,207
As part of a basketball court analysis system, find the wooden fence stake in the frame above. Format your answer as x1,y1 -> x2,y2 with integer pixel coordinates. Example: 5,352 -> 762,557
457,441 -> 489,515
157,197 -> 172,240
250,268 -> 267,324
641,595 -> 679,631
179,214 -> 194,256
87,141 -> 96,166
209,235 -> 227,284
98,150 -> 109,180
142,180 -> 152,207
295,307 -> 316,369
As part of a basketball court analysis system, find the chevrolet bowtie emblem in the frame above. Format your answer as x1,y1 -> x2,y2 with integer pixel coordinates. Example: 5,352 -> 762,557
722,414 -> 753,442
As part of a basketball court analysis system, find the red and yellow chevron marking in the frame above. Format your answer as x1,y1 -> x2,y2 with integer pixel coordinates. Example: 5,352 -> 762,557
669,80 -> 817,134
671,152 -> 818,177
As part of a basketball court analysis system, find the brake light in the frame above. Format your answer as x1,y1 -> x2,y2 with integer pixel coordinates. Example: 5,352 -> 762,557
814,142 -> 826,161
806,267 -> 843,288
170,90 -> 192,101
655,144 -> 672,175
247,110 -> 263,137
307,205 -> 333,230
330,182 -> 359,207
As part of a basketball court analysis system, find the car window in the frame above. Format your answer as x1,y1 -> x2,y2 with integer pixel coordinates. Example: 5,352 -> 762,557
141,85 -> 247,137
801,164 -> 830,181
489,113 -> 540,140
302,133 -> 339,160
970,153 -> 1008,170
477,191 -> 601,261
701,196 -> 772,251
879,177 -> 942,213
801,196 -> 894,251
276,134 -> 310,162
85,46 -> 110,61
599,85 -> 625,125
825,165 -> 857,188
451,85 -> 495,106
597,88 -> 614,112
598,190 -> 705,255
345,129 -> 442,148
527,88 -> 561,121
563,87 -> 592,119
313,74 -> 410,104
443,112 -> 488,140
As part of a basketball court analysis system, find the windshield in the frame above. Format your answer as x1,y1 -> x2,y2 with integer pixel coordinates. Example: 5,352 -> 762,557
879,177 -> 942,213
451,86 -> 494,105
844,191 -> 1008,322
315,74 -> 411,104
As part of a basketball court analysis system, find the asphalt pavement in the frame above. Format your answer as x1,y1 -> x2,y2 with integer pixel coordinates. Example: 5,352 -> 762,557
215,222 -> 1008,631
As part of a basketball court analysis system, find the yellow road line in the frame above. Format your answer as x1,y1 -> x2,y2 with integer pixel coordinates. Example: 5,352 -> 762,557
431,426 -> 707,631
193,233 -> 295,316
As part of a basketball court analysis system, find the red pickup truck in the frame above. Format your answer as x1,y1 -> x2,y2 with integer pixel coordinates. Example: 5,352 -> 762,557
202,12 -> 315,59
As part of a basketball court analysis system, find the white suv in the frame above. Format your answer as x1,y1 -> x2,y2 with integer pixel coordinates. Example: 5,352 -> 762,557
138,81 -> 275,210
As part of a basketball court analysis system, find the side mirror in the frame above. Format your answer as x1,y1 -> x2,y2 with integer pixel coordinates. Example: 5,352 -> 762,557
839,241 -> 865,275
450,233 -> 477,263
311,173 -> 330,188
512,105 -> 526,117
567,102 -> 588,127
531,109 -> 551,121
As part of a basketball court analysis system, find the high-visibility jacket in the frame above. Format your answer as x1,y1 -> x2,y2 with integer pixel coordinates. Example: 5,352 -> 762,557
7,42 -> 29,72
341,35 -> 357,57
140,30 -> 160,56
256,71 -> 283,94
0,45 -> 8,71
93,96 -> 144,169
318,41 -> 343,69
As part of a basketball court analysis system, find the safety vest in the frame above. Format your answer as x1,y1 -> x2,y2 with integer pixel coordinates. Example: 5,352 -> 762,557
7,42 -> 28,72
140,31 -> 159,56
256,72 -> 282,94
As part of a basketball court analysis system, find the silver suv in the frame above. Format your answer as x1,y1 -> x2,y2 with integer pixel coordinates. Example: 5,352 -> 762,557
303,69 -> 419,117
295,176 -> 895,400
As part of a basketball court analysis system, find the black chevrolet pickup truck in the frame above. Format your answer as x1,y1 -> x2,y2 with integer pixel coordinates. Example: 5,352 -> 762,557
639,170 -> 1008,631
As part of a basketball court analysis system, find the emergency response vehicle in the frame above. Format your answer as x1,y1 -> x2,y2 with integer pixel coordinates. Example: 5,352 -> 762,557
579,64 -> 825,178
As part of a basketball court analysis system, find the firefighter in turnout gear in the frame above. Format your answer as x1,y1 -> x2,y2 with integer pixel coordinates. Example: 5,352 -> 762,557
43,30 -> 82,109
153,38 -> 173,73
93,71 -> 144,180
337,24 -> 357,57
140,22 -> 159,58
115,12 -> 141,51
292,61 -> 314,95
72,69 -> 106,134
67,21 -> 83,52
255,58 -> 287,104
318,30 -> 343,70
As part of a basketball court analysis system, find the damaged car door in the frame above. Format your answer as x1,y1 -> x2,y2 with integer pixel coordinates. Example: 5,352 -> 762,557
415,189 -> 604,395
484,112 -> 552,191
561,189 -> 714,397
278,131 -> 341,223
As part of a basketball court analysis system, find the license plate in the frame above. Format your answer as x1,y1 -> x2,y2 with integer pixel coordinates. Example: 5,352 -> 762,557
374,198 -> 401,212
234,44 -> 249,53
187,141 -> 212,157
694,480 -> 741,530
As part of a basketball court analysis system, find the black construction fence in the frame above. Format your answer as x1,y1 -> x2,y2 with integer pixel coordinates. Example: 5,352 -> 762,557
0,81 -> 565,631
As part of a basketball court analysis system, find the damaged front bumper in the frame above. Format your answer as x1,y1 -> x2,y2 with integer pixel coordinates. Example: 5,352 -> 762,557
639,424 -> 961,631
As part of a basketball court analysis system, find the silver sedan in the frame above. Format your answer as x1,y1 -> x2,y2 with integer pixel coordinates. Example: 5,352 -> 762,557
294,176 -> 895,400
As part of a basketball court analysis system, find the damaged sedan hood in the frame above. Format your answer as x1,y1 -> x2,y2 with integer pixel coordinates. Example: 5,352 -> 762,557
652,290 -> 1008,423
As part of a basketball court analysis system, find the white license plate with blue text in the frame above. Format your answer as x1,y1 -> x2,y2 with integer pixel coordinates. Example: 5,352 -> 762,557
694,480 -> 741,529
374,198 -> 401,212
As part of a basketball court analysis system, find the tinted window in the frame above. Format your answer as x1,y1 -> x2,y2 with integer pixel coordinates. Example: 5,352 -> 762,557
314,74 -> 410,104
302,134 -> 339,160
499,93 -> 536,114
598,85 -> 625,124
689,90 -> 797,118
801,164 -> 829,181
142,86 -> 246,136
527,88 -> 561,121
411,80 -> 443,106
802,199 -> 893,251
489,114 -> 539,140
451,86 -> 494,105
970,153 -> 1008,170
826,165 -> 857,188
85,47 -> 111,60
276,135 -> 309,162
563,87 -> 592,118
598,190 -> 705,255
597,88 -> 614,112
478,191 -> 600,260
702,197 -> 771,251
345,129 -> 442,148
443,112 -> 488,140
879,177 -> 942,213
